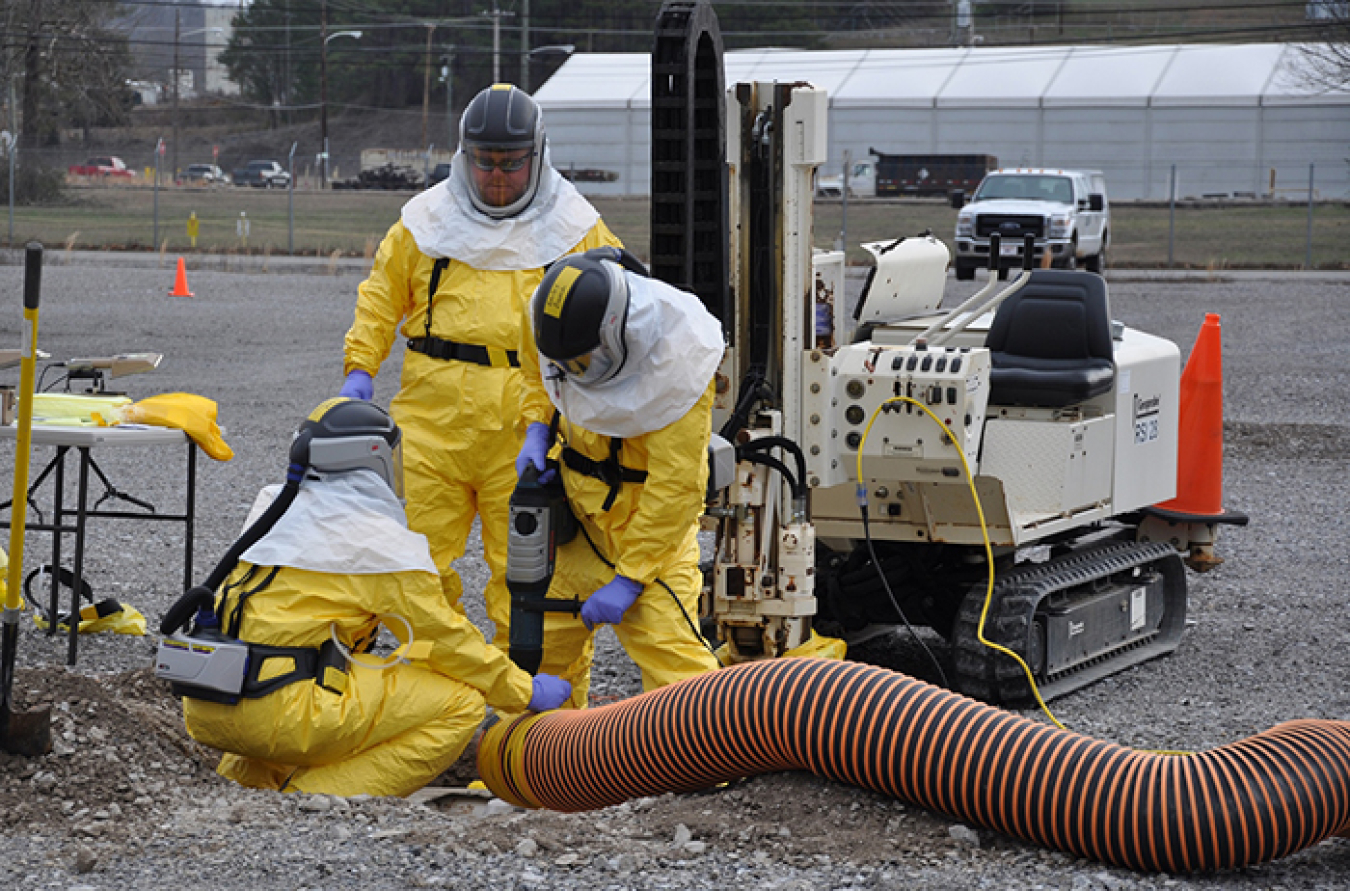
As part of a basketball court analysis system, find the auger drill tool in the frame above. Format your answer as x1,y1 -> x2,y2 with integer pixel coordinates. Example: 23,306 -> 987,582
506,463 -> 578,674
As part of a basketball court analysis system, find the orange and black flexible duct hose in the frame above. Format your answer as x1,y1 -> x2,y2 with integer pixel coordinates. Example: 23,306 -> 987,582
479,657 -> 1350,873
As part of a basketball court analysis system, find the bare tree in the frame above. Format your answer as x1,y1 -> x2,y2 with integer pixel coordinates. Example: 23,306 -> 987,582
1299,1 -> 1350,90
0,0 -> 132,149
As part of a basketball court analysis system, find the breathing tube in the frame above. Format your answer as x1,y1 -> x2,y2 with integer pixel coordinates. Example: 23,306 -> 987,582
478,658 -> 1350,873
159,463 -> 305,636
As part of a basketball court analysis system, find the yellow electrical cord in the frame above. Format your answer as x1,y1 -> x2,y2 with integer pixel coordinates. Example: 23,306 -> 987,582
854,394 -> 1065,730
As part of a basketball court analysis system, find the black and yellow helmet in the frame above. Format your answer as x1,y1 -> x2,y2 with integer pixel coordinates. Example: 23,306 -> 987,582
532,248 -> 649,385
459,83 -> 546,219
289,398 -> 403,497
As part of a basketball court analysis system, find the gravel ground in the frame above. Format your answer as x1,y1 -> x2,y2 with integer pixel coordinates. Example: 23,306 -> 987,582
0,251 -> 1348,889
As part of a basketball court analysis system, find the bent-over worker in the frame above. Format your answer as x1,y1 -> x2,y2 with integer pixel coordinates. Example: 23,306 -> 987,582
514,248 -> 724,705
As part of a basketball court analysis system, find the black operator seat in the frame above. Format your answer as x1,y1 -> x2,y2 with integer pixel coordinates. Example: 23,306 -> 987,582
984,269 -> 1116,407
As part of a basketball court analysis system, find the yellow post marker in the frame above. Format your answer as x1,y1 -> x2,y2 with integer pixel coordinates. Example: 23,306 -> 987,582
187,212 -> 200,249
5,246 -> 39,613
1,242 -> 52,755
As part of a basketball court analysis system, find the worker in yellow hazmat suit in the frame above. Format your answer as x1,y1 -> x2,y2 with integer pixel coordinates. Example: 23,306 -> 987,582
339,84 -> 622,648
515,248 -> 724,706
181,399 -> 570,797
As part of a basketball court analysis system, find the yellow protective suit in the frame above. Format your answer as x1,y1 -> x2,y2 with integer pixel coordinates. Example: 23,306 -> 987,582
343,219 -> 621,648
519,324 -> 722,706
183,560 -> 534,798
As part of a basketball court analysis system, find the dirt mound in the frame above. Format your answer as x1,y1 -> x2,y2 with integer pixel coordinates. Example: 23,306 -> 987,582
2,667 -> 221,839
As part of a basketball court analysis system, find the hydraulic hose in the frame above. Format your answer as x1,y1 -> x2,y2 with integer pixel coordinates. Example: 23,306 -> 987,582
479,658 -> 1350,874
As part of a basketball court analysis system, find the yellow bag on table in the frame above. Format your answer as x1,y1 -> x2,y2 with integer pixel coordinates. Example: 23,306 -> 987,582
94,392 -> 234,461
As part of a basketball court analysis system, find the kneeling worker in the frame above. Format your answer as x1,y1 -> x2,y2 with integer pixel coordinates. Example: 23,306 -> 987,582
173,398 -> 570,797
514,248 -> 724,704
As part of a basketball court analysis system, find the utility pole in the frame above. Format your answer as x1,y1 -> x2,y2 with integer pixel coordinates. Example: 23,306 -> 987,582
172,9 -> 180,180
441,49 -> 456,150
422,24 -> 435,149
484,4 -> 514,83
493,4 -> 501,82
320,0 -> 328,188
520,0 -> 530,91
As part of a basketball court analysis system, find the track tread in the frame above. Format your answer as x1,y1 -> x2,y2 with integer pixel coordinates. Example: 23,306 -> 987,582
952,540 -> 1184,705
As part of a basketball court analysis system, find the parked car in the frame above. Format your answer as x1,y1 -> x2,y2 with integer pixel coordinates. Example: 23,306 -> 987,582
231,160 -> 291,189
951,167 -> 1110,280
428,162 -> 452,186
179,163 -> 229,186
67,156 -> 135,180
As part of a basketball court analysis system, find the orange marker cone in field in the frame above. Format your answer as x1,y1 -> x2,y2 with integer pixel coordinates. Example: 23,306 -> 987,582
169,257 -> 193,297
1151,313 -> 1245,523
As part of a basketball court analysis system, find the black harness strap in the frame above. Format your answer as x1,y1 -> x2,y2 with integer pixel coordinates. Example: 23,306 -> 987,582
409,256 -> 519,368
561,438 -> 648,512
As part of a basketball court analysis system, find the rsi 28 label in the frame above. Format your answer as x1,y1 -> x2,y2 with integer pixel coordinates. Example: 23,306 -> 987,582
1133,392 -> 1161,444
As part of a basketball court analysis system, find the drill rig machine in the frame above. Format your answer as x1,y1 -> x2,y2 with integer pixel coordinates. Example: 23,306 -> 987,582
650,2 -> 1242,706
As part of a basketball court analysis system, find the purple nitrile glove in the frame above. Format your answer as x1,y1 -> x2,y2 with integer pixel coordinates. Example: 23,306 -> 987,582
580,574 -> 643,631
515,421 -> 553,480
339,369 -> 373,401
528,673 -> 572,712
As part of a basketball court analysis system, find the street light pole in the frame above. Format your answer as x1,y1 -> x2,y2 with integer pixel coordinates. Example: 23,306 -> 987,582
526,44 -> 576,92
321,25 -> 362,189
170,21 -> 224,186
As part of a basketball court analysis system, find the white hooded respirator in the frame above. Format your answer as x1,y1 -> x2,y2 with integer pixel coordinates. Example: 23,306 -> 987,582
534,248 -> 649,387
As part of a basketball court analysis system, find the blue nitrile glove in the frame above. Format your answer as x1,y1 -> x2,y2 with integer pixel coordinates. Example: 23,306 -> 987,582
339,369 -> 373,401
580,574 -> 643,630
515,421 -> 553,480
528,673 -> 572,712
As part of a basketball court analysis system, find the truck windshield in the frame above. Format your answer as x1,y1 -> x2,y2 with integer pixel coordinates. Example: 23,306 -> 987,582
975,175 -> 1073,203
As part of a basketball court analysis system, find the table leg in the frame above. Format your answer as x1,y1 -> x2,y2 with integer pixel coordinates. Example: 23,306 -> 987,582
46,447 -> 68,637
68,447 -> 91,666
184,441 -> 197,590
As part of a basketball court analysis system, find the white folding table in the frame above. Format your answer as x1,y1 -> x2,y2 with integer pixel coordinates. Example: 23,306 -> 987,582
1,424 -> 197,664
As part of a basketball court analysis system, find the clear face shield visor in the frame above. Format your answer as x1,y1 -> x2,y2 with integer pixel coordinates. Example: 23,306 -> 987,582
462,142 -> 542,218
548,262 -> 630,387
305,434 -> 405,501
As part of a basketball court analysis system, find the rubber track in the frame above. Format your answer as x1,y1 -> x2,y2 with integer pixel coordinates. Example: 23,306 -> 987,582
479,658 -> 1350,873
951,540 -> 1184,705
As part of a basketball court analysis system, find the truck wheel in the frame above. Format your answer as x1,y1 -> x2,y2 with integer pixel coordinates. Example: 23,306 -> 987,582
954,261 -> 975,282
1085,235 -> 1108,274
1059,239 -> 1078,271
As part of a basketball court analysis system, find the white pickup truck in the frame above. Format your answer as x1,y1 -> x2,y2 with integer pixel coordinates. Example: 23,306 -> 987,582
952,168 -> 1109,280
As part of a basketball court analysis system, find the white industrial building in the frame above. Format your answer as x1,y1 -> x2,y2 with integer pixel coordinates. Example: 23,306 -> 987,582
534,43 -> 1350,201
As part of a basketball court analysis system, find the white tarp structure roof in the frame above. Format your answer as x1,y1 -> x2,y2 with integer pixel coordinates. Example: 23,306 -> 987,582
534,43 -> 1350,200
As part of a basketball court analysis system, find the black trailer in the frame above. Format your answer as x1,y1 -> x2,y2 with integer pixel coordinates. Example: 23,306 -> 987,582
870,151 -> 997,197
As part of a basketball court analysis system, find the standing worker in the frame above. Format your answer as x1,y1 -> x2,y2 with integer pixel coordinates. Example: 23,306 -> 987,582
338,85 -> 622,649
176,399 -> 571,797
515,248 -> 724,705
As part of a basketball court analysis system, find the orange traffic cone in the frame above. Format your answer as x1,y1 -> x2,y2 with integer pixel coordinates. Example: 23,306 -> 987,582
169,257 -> 193,297
1150,313 -> 1246,524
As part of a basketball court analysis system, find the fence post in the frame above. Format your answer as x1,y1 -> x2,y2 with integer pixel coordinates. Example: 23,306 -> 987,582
154,137 -> 164,248
1167,164 -> 1176,269
840,149 -> 851,256
1305,162 -> 1315,270
288,141 -> 298,256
